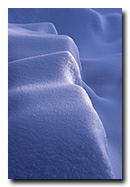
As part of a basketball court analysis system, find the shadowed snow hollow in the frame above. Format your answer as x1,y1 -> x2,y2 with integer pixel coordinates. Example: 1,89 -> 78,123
8,22 -> 115,179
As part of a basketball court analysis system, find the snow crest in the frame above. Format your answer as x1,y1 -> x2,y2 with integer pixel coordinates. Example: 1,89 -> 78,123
9,51 -> 82,92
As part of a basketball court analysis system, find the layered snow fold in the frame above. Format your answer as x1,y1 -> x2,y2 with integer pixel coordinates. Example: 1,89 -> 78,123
8,9 -> 122,179
8,22 -> 58,35
8,23 -> 81,70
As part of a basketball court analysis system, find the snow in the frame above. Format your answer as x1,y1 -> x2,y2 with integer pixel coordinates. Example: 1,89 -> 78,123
8,22 -> 58,35
8,23 -> 81,70
81,55 -> 122,178
8,50 -> 114,179
8,8 -> 122,179
8,51 -> 82,90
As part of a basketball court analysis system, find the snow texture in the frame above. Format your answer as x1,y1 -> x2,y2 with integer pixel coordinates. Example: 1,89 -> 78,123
8,8 -> 122,179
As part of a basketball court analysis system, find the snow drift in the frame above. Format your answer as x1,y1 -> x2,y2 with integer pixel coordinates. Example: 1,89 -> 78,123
8,8 -> 122,179
8,50 -> 114,179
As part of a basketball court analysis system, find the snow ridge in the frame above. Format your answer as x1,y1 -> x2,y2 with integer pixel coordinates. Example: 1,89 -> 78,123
9,51 -> 82,91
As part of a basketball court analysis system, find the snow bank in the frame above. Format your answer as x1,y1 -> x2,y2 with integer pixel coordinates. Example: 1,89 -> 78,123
8,51 -> 114,179
8,8 -> 122,179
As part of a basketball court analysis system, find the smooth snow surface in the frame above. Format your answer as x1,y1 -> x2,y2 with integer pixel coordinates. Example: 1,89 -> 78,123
8,8 -> 122,179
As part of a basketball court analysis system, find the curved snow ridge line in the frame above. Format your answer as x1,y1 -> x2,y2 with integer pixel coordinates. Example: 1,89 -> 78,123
9,52 -> 58,63
8,51 -> 82,90
89,8 -> 121,35
82,81 -> 109,102
80,53 -> 122,61
8,22 -> 58,35
8,31 -> 81,70
10,49 -> 79,65
9,82 -> 74,95
91,8 -> 122,19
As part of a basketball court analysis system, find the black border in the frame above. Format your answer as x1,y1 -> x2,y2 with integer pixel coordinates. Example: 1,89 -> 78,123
122,8 -> 129,179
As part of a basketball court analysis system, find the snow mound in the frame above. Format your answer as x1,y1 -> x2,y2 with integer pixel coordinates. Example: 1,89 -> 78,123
8,51 -> 114,179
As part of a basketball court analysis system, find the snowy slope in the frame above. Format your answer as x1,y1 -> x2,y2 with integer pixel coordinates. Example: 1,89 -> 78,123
81,55 -> 122,178
8,8 -> 122,179
8,51 -> 114,179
